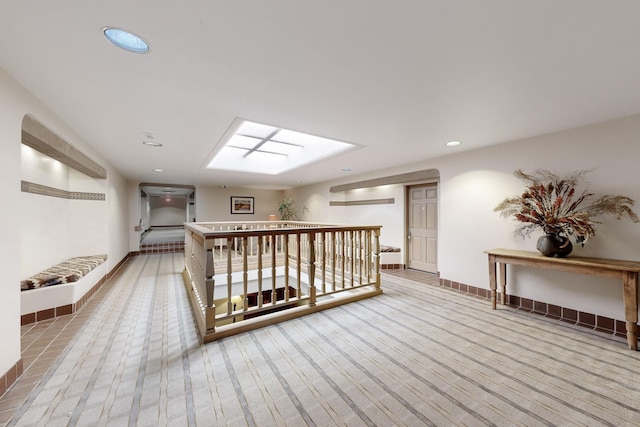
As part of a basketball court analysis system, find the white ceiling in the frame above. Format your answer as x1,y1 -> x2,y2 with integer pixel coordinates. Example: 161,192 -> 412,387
2,1 -> 640,190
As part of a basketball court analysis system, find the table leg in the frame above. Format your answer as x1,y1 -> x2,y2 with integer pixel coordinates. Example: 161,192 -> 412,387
499,263 -> 507,305
488,255 -> 497,309
622,271 -> 638,351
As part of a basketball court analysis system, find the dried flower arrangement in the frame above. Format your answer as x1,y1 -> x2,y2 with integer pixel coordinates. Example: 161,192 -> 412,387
494,169 -> 639,246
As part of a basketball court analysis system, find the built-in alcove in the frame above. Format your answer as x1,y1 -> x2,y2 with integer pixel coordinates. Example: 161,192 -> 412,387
22,115 -> 106,179
329,169 -> 440,271
20,114 -> 108,322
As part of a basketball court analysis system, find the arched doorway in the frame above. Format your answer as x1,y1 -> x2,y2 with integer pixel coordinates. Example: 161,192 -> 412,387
139,183 -> 195,246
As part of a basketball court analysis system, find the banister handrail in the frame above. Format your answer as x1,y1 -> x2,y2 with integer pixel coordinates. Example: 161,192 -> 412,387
182,221 -> 382,342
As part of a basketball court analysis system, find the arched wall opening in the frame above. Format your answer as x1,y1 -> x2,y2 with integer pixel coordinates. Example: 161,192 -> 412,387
20,115 -> 108,279
139,183 -> 195,247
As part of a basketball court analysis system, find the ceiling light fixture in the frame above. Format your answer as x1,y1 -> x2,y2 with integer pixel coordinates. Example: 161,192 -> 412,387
445,141 -> 462,147
152,168 -> 164,172
102,27 -> 150,53
143,141 -> 163,147
342,168 -> 352,172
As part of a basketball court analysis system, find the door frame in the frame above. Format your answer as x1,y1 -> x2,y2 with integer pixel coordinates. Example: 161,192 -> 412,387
404,180 -> 439,274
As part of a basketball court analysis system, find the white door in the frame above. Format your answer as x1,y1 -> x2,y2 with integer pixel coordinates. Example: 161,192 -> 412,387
407,183 -> 438,273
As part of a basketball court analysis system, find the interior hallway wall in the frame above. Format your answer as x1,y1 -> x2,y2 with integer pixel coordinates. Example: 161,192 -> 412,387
290,113 -> 640,321
195,186 -> 284,222
0,70 -> 25,380
0,69 -> 130,381
149,196 -> 187,226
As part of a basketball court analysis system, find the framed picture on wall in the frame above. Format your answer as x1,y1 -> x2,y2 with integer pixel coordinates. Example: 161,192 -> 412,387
230,196 -> 254,214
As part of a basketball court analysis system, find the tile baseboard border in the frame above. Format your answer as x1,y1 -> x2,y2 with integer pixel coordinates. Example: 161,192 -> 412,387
0,358 -> 23,399
138,242 -> 185,254
438,277 -> 627,338
20,252 -> 132,326
381,264 -> 406,270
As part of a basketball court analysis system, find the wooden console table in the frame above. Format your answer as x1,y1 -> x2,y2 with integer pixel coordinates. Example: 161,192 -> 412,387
485,248 -> 640,350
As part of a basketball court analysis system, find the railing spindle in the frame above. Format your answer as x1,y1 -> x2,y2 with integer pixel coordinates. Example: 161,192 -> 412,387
271,234 -> 277,302
296,233 -> 302,299
242,237 -> 248,312
284,234 -> 290,301
308,232 -> 316,307
320,232 -> 326,294
331,232 -> 336,292
258,235 -> 263,307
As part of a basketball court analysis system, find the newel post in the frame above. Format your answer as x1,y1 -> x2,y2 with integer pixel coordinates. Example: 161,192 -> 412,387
205,246 -> 215,310
308,232 -> 316,307
373,228 -> 381,290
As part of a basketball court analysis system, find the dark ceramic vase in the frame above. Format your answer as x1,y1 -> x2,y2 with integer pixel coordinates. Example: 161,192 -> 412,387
536,233 -> 573,258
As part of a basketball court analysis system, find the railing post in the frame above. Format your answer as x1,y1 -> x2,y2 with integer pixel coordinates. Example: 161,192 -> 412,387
308,232 -> 316,307
331,231 -> 336,291
205,246 -> 215,316
373,228 -> 381,290
284,234 -> 290,301
296,233 -> 302,299
320,232 -> 326,294
340,231 -> 346,288
226,237 -> 233,315
242,237 -> 248,311
258,235 -> 264,307
271,234 -> 277,299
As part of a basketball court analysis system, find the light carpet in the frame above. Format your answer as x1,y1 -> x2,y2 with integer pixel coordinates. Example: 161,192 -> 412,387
6,253 -> 640,426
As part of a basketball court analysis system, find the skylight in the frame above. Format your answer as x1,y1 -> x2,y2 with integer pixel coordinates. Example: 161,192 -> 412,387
206,119 -> 357,175
102,27 -> 150,53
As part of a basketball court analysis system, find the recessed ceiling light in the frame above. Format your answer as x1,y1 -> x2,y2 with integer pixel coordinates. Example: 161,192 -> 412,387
152,168 -> 164,172
143,141 -> 163,147
102,27 -> 150,53
446,141 -> 462,147
342,168 -> 352,172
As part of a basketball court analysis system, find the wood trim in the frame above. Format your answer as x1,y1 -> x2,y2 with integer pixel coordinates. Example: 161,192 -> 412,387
329,169 -> 439,193
139,182 -> 195,190
329,198 -> 395,206
22,115 -> 107,179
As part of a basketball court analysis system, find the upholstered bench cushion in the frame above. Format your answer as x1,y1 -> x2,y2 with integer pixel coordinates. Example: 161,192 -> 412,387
21,254 -> 107,291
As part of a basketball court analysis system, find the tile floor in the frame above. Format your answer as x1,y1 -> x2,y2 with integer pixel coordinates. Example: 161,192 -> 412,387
0,258 -> 128,425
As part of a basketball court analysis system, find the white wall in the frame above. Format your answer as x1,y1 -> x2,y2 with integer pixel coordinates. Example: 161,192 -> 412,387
0,70 -> 26,379
106,171 -> 130,269
20,142 -> 109,277
20,146 -> 70,276
68,169 -> 108,259
140,194 -> 150,231
288,179 -> 423,256
0,68 -> 130,380
195,186 -> 284,222
149,196 -> 187,226
290,114 -> 640,321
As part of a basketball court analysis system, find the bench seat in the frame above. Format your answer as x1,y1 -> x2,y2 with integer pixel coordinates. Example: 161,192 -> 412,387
21,254 -> 107,291
21,254 -> 108,321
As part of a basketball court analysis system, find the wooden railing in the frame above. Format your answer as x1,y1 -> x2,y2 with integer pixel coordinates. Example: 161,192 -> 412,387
183,221 -> 382,342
